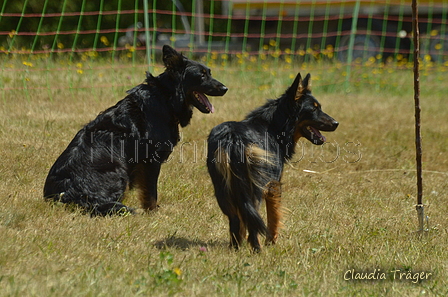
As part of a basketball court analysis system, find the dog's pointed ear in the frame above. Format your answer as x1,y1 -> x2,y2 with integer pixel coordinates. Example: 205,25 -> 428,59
162,45 -> 185,70
302,73 -> 311,92
292,72 -> 303,101
294,73 -> 311,101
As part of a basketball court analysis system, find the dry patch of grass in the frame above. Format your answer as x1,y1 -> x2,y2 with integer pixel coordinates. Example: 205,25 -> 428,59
1,61 -> 447,296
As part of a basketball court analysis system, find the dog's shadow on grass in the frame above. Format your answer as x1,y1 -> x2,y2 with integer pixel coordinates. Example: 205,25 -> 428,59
154,234 -> 226,251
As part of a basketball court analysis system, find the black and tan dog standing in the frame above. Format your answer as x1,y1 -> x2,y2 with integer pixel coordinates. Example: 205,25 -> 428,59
207,73 -> 338,251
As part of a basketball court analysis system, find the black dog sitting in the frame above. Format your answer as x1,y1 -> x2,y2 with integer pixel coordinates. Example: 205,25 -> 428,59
44,45 -> 227,215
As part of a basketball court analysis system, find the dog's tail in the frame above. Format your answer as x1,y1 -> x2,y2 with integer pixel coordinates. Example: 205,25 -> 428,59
214,144 -> 272,237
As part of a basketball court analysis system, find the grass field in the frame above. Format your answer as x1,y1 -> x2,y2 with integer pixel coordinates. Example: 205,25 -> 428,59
1,58 -> 448,296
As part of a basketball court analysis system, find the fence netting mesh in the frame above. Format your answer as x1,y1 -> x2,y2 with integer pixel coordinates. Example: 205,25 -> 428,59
1,0 -> 447,94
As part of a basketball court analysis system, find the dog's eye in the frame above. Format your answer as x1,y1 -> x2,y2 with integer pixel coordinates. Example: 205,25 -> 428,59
202,69 -> 210,78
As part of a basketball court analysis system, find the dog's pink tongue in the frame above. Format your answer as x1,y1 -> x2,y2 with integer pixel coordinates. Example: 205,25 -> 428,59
310,126 -> 326,142
198,93 -> 214,113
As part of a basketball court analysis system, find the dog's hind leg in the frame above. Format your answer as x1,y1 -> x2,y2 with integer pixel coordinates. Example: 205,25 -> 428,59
246,198 -> 263,252
247,229 -> 262,252
229,214 -> 246,250
264,181 -> 282,245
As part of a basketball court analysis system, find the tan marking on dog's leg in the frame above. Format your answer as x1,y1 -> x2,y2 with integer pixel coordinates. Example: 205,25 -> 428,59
137,182 -> 157,211
238,212 -> 247,244
140,192 -> 158,211
132,165 -> 158,211
264,181 -> 283,245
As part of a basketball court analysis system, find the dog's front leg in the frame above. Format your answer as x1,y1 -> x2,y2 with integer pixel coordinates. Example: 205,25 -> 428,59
264,181 -> 283,245
138,162 -> 162,211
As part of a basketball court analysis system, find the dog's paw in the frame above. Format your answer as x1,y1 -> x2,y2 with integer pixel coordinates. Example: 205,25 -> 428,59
138,204 -> 160,214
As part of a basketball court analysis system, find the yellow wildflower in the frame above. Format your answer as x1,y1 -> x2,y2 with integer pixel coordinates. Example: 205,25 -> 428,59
173,268 -> 182,276
100,36 -> 110,46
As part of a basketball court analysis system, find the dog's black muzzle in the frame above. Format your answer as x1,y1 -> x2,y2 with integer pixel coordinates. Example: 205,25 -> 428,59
205,82 -> 228,96
317,119 -> 339,132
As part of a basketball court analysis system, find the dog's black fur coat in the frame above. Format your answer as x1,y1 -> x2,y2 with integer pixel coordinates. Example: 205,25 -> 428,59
207,73 -> 338,251
44,45 -> 227,215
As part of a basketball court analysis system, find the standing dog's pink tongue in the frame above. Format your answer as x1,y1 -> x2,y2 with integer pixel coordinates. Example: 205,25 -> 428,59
196,92 -> 215,113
